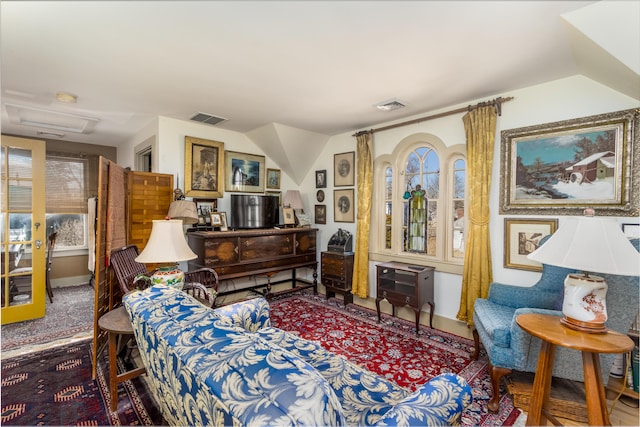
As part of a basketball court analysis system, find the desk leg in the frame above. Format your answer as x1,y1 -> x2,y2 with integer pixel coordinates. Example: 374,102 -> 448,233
526,340 -> 556,426
582,351 -> 610,426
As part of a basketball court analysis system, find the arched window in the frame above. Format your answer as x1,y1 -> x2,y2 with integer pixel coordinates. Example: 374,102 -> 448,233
372,134 -> 466,273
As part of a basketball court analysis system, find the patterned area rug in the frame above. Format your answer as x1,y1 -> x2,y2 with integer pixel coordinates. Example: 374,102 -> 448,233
1,284 -> 94,353
0,339 -> 163,426
269,292 -> 522,426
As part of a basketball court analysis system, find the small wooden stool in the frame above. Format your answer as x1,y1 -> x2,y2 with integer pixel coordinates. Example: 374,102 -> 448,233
98,306 -> 146,412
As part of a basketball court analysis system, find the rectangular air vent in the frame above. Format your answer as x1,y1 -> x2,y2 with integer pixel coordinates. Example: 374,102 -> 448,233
375,99 -> 407,112
190,112 -> 227,126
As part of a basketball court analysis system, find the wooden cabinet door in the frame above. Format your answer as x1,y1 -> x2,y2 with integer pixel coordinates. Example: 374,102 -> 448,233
240,233 -> 294,261
295,230 -> 317,255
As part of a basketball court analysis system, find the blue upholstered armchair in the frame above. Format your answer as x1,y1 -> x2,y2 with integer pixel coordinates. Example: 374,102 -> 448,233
473,237 -> 639,412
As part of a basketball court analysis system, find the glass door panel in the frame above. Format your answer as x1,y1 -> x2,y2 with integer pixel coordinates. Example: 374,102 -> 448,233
1,136 -> 46,324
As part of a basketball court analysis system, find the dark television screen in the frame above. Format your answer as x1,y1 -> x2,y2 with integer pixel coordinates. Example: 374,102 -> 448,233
229,194 -> 279,229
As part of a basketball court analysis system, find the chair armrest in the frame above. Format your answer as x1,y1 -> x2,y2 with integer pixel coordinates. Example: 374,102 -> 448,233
375,373 -> 472,426
184,267 -> 219,288
488,282 -> 559,310
509,307 -> 562,358
183,282 -> 216,307
213,297 -> 271,332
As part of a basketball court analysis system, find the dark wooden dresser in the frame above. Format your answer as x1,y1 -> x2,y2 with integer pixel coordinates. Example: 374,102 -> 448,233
321,251 -> 354,306
187,228 -> 318,297
375,261 -> 435,333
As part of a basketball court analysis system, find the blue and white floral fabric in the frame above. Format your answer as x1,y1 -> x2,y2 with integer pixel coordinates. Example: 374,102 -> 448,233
124,285 -> 472,426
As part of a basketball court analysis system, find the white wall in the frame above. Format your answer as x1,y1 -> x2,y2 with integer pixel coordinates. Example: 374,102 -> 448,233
121,74 -> 639,324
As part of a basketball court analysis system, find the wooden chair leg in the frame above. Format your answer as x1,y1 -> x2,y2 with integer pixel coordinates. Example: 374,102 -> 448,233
472,327 -> 480,360
488,364 -> 512,413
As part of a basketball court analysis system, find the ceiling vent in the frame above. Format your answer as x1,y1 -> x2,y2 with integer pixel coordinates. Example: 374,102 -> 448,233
5,103 -> 99,133
190,112 -> 227,126
375,99 -> 407,112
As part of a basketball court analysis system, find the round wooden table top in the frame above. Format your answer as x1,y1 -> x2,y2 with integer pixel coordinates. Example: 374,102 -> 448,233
98,306 -> 134,335
516,313 -> 634,354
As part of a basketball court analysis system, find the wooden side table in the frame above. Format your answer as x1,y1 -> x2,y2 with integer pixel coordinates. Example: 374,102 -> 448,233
516,313 -> 634,426
98,306 -> 146,412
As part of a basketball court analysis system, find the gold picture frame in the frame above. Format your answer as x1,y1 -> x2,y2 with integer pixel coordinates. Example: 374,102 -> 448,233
504,218 -> 558,271
224,150 -> 266,193
185,136 -> 224,198
266,168 -> 281,189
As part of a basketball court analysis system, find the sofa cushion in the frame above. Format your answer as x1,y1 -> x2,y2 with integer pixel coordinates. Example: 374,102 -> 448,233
473,298 -> 516,348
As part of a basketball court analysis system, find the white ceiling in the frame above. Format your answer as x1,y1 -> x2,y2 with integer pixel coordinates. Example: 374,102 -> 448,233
1,1 -> 638,149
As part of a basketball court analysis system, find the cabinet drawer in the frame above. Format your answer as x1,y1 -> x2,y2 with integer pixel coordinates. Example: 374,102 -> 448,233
379,288 -> 416,307
322,277 -> 350,292
204,237 -> 239,266
322,260 -> 346,277
240,234 -> 294,261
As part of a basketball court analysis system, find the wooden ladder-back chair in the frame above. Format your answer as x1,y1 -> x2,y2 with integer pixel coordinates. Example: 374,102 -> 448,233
109,244 -> 219,307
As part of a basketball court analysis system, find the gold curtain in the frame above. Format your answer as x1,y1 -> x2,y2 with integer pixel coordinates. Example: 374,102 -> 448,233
352,132 -> 374,298
456,106 -> 497,325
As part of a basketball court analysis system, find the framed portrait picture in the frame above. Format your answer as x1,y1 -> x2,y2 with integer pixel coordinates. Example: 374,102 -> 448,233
282,207 -> 296,225
210,212 -> 223,227
195,199 -> 217,225
314,204 -> 326,224
266,168 -> 281,189
224,150 -> 266,193
219,212 -> 228,231
185,136 -> 224,198
504,218 -> 558,271
499,108 -> 638,216
334,152 -> 355,187
315,170 -> 327,188
334,188 -> 355,223
316,189 -> 325,202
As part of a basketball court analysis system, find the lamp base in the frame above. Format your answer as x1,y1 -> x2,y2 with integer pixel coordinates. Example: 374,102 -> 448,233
151,265 -> 185,290
561,273 -> 608,334
560,316 -> 607,334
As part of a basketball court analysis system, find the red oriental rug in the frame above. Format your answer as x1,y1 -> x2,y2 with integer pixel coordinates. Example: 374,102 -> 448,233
270,292 -> 522,426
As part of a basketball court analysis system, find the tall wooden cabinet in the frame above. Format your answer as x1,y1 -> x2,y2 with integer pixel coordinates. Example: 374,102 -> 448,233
375,261 -> 435,333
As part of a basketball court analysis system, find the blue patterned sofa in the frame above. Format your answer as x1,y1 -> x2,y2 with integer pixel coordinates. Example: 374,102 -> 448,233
123,284 -> 472,426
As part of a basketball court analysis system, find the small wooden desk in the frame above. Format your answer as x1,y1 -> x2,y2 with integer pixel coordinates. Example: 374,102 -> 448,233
516,313 -> 634,426
98,306 -> 146,412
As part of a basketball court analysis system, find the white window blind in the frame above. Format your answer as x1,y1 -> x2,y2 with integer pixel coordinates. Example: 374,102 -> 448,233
45,155 -> 88,213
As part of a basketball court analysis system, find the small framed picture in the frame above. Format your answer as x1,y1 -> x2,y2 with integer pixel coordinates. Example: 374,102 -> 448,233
210,212 -> 223,227
219,212 -> 229,231
316,190 -> 325,202
282,207 -> 296,225
266,168 -> 281,189
195,199 -> 217,225
622,223 -> 640,239
315,170 -> 327,188
334,152 -> 355,187
315,204 -> 326,224
504,218 -> 558,271
334,188 -> 355,223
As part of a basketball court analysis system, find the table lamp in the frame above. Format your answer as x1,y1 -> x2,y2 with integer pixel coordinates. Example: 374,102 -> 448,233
134,219 -> 197,289
167,200 -> 198,224
527,209 -> 640,333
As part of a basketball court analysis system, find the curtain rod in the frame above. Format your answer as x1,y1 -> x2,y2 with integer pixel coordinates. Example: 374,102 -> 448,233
353,96 -> 514,137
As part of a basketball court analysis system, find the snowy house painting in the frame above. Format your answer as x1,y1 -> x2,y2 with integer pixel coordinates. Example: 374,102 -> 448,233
566,151 -> 615,184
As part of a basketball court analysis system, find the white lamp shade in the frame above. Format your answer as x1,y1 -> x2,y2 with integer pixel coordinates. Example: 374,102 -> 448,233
283,190 -> 304,210
527,217 -> 640,276
168,200 -> 198,224
135,219 -> 197,264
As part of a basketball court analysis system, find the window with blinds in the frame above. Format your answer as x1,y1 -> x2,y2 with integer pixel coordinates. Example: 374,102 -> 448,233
45,154 -> 89,250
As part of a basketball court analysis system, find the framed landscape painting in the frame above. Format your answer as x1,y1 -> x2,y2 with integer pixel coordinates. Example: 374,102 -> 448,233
224,151 -> 265,193
499,109 -> 638,216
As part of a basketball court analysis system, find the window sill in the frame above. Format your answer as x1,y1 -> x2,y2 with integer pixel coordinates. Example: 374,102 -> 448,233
369,251 -> 464,275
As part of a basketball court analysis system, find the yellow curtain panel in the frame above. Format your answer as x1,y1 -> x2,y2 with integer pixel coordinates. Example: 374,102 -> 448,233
352,132 -> 374,298
456,106 -> 496,325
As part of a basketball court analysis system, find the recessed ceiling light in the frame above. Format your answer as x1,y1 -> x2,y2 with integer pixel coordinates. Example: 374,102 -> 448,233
375,99 -> 407,112
56,91 -> 77,103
